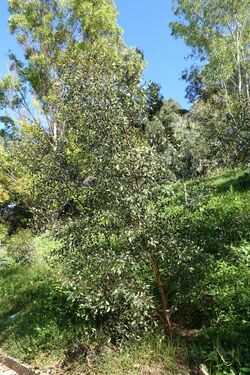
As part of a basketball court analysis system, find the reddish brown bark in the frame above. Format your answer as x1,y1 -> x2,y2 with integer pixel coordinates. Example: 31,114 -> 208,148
150,253 -> 172,335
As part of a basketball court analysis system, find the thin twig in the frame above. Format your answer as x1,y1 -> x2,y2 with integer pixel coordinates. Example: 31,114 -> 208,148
199,364 -> 210,375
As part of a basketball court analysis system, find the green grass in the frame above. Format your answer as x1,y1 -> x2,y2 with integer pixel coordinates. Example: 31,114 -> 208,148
0,234 -> 189,373
80,336 -> 188,375
0,168 -> 250,374
0,233 -> 74,364
0,235 -> 186,373
177,168 -> 250,374
0,262 -> 70,363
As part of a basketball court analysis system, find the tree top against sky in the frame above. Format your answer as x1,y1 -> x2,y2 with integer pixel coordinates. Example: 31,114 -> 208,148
0,0 -> 191,108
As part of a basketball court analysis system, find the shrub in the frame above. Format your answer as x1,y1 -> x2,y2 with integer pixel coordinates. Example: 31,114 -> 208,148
5,229 -> 36,265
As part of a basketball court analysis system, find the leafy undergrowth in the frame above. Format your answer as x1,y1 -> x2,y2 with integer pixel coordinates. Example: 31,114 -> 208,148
0,238 -> 189,374
179,168 -> 250,374
0,168 -> 250,374
0,263 -> 75,364
59,337 -> 188,375
0,233 -> 75,365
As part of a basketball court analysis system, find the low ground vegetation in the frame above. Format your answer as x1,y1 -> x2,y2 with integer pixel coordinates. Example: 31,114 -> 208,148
0,169 -> 249,374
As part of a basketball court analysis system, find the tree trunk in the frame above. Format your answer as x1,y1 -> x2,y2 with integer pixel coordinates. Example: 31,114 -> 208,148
53,121 -> 58,144
245,72 -> 250,111
150,252 -> 172,335
236,28 -> 242,98
183,182 -> 189,207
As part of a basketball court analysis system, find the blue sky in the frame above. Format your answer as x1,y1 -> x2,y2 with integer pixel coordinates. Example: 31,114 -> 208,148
0,1 -> 22,73
0,0 -> 191,108
115,0 -> 190,108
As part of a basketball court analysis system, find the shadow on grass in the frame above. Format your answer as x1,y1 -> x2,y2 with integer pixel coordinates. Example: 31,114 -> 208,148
186,322 -> 250,374
217,172 -> 250,193
0,265 -> 83,360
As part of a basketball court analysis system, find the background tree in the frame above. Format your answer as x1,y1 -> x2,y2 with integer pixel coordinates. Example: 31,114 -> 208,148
170,0 -> 250,165
0,0 -> 145,230
171,0 -> 250,106
146,82 -> 164,120
146,98 -> 207,179
1,0 -> 144,142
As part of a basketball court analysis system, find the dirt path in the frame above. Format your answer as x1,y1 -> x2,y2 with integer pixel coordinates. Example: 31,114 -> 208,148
0,363 -> 17,375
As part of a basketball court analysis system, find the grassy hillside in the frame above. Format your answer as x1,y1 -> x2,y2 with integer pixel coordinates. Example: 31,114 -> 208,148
0,168 -> 249,375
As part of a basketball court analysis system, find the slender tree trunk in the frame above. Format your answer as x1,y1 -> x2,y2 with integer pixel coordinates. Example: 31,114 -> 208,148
236,28 -> 242,98
150,252 -> 172,335
53,121 -> 58,144
183,182 -> 189,208
222,82 -> 238,127
245,72 -> 250,111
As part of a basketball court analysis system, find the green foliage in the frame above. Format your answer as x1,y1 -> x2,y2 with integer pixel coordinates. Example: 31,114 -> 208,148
0,0 -> 146,230
0,223 -> 8,242
189,97 -> 250,167
146,98 -> 207,179
165,170 -> 250,373
0,1 -> 249,373
51,52 -> 173,339
0,263 -> 73,362
0,234 -> 188,374
3,0 -> 143,142
4,229 -> 36,264
0,233 -> 76,363
91,335 -> 187,375
57,219 -> 156,341
146,82 -> 164,119
171,0 -> 250,100
171,0 -> 250,165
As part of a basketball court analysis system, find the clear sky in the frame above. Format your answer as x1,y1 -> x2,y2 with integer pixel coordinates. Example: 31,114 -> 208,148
115,0 -> 191,108
0,0 -> 191,108
0,1 -> 23,74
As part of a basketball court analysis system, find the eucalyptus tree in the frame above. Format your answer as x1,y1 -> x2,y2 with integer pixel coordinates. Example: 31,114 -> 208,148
146,82 -> 164,120
170,0 -> 250,164
146,99 -> 207,179
171,0 -> 250,107
50,49 -> 180,338
2,0 -> 143,142
0,0 -> 145,228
